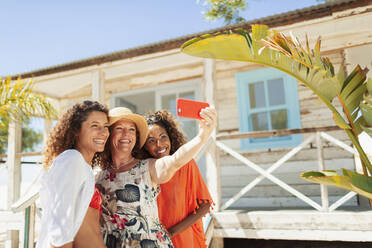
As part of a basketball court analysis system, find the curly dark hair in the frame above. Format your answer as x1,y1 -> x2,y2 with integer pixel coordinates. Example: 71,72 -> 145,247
43,100 -> 109,169
98,126 -> 141,170
139,110 -> 187,159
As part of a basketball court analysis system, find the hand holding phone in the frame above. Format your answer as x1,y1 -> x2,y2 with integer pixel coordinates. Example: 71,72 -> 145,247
176,99 -> 210,119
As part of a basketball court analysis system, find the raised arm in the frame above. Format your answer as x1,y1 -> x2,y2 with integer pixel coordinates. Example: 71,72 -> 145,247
149,107 -> 217,184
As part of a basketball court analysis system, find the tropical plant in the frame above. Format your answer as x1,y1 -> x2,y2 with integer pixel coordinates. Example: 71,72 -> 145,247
181,24 -> 372,199
197,0 -> 246,24
198,0 -> 335,24
0,117 -> 43,154
0,77 -> 57,154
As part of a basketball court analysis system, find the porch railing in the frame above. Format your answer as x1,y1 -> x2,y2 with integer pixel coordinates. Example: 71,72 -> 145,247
0,152 -> 42,248
214,125 -> 365,212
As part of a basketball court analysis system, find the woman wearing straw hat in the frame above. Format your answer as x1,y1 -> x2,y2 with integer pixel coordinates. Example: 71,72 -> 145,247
95,106 -> 216,248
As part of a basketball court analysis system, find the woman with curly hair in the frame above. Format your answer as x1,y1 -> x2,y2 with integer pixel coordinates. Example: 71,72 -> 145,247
95,106 -> 216,248
142,110 -> 213,248
36,100 -> 109,248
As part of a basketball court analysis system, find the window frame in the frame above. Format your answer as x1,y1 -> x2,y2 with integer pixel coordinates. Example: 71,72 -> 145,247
110,78 -> 202,140
236,67 -> 302,150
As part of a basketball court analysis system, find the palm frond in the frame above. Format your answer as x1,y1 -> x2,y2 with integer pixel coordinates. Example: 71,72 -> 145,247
0,77 -> 57,125
302,169 -> 372,199
360,83 -> 372,137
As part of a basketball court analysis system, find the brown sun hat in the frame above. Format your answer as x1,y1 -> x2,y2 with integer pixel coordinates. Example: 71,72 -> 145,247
109,107 -> 149,148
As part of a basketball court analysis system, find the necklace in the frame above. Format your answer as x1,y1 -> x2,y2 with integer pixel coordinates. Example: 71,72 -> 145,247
113,157 -> 135,171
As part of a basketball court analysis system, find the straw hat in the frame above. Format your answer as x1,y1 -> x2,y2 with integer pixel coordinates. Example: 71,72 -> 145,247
109,107 -> 149,148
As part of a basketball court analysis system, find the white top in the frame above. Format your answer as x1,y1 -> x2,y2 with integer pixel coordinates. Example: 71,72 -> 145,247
36,149 -> 95,248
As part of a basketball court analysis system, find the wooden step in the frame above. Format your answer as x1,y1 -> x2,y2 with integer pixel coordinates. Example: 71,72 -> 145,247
213,209 -> 372,241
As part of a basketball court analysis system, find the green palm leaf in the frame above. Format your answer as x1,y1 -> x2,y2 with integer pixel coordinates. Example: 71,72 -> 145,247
360,91 -> 372,137
302,169 -> 372,200
0,77 -> 57,129
361,78 -> 372,126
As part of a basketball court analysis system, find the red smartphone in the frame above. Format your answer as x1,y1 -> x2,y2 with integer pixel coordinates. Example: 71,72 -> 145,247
176,98 -> 210,119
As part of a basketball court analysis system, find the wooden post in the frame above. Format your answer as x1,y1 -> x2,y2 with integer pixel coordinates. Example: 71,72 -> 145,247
23,206 -> 30,248
316,132 -> 329,211
43,119 -> 53,146
6,121 -> 22,248
26,203 -> 36,248
92,70 -> 105,103
203,59 -> 223,248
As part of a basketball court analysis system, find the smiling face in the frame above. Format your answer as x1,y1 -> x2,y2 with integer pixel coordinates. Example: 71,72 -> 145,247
110,119 -> 137,155
144,124 -> 171,158
75,110 -> 109,160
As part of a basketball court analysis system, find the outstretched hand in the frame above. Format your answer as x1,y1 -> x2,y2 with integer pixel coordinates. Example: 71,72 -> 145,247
197,107 -> 217,142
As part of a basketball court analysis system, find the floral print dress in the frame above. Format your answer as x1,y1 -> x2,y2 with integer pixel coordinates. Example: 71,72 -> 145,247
96,159 -> 173,248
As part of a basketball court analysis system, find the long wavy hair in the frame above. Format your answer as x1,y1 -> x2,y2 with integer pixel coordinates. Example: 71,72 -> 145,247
139,110 -> 187,159
43,100 -> 109,169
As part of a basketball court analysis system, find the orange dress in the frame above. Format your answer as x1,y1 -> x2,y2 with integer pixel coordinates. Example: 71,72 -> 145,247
157,159 -> 213,248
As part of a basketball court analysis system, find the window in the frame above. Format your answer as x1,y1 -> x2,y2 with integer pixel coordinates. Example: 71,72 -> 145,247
111,79 -> 202,141
236,67 -> 302,150
158,90 -> 197,140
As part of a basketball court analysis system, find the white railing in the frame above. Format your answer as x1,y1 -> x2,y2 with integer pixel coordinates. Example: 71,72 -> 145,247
215,126 -> 364,212
0,152 -> 42,248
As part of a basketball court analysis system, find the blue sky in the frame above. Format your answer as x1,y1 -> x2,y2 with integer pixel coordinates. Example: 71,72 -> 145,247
0,0 -> 320,77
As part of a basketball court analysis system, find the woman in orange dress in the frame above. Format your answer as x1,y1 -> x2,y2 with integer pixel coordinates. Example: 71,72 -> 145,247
141,110 -> 213,248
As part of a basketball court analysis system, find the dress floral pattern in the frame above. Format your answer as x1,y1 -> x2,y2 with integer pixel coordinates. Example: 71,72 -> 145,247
96,159 -> 173,248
